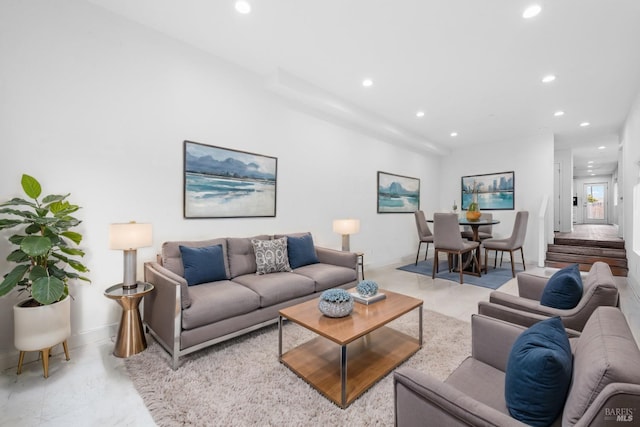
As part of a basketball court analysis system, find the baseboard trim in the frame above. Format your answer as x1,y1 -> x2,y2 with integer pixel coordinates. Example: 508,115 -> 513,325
0,323 -> 118,372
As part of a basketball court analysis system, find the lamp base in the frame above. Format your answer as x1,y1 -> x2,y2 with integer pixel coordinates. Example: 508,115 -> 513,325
341,234 -> 351,252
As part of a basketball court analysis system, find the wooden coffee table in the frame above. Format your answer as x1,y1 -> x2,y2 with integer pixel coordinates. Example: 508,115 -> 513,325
278,289 -> 423,408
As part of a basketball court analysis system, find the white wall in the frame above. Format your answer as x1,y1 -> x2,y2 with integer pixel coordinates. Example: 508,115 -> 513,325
0,0 -> 441,365
620,88 -> 640,293
439,134 -> 556,267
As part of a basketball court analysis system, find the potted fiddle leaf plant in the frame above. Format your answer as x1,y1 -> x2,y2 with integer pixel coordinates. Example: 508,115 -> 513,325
0,174 -> 89,374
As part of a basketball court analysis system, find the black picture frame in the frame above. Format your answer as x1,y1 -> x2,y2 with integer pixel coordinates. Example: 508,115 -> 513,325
461,171 -> 514,210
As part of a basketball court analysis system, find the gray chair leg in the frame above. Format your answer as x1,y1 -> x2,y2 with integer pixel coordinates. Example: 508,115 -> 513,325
458,253 -> 463,284
432,250 -> 439,279
415,242 -> 423,266
520,247 -> 526,271
425,243 -> 429,262
509,250 -> 516,277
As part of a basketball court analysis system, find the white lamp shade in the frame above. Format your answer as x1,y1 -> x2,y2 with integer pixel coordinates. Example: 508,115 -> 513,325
332,219 -> 360,235
109,222 -> 153,250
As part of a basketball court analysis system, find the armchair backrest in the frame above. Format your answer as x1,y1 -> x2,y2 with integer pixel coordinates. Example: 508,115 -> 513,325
433,213 -> 465,250
414,210 -> 432,240
562,306 -> 640,425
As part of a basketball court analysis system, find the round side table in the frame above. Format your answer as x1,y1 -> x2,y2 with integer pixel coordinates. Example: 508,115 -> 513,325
104,282 -> 154,358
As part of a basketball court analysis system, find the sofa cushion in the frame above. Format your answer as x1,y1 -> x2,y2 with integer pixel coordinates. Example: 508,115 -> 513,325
505,317 -> 572,426
179,244 -> 227,286
252,237 -> 292,275
162,238 -> 229,278
540,264 -> 583,309
227,235 -> 270,278
232,272 -> 315,307
287,234 -> 319,269
563,306 -> 640,425
181,280 -> 261,330
292,263 -> 357,292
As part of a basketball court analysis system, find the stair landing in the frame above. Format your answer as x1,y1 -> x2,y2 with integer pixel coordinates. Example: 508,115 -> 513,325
546,224 -> 628,276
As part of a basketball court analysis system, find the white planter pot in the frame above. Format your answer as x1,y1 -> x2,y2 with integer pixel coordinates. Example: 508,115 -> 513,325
13,295 -> 71,351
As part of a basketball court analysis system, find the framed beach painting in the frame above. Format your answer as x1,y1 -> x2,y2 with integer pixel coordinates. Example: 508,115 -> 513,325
461,171 -> 514,210
183,141 -> 277,218
377,171 -> 420,213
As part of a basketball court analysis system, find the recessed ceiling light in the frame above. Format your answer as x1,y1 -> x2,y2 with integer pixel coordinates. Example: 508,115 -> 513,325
450,132 -> 458,137
235,1 -> 251,14
590,173 -> 596,176
362,78 -> 373,87
554,111 -> 565,117
588,160 -> 594,164
542,74 -> 556,83
416,111 -> 425,118
598,145 -> 606,150
580,122 -> 590,127
523,4 -> 542,19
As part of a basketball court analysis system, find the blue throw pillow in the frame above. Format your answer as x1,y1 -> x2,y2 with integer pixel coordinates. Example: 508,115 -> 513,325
179,244 -> 227,286
505,317 -> 573,426
540,264 -> 583,309
287,234 -> 319,269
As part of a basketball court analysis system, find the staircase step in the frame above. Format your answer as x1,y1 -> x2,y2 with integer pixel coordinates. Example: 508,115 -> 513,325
545,260 -> 628,277
553,237 -> 625,249
546,252 -> 628,268
547,244 -> 626,259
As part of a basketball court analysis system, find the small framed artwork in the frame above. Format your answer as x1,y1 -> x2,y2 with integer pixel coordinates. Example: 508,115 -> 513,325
377,171 -> 420,213
184,141 -> 277,218
461,171 -> 514,210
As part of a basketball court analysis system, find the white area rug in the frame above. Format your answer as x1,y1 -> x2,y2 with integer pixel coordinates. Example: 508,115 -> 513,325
125,310 -> 471,426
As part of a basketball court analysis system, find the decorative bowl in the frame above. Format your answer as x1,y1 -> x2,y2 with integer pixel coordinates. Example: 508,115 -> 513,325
318,299 -> 354,318
318,289 -> 354,317
466,211 -> 481,221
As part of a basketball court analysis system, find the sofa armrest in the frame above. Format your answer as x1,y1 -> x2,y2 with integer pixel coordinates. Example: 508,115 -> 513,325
471,314 -> 528,372
477,302 -> 581,338
516,272 -> 549,300
574,383 -> 640,427
489,290 -> 564,316
143,262 -> 184,355
315,246 -> 357,270
394,367 -> 526,427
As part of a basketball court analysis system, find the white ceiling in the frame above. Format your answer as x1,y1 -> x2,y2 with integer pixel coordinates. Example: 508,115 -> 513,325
87,0 -> 640,177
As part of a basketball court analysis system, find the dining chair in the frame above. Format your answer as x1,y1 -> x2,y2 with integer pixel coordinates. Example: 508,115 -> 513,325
482,210 -> 529,277
414,210 -> 434,265
432,213 -> 481,284
461,213 -> 493,241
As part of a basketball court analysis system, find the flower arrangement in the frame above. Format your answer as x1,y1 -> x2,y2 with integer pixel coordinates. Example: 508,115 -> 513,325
320,288 -> 353,303
356,280 -> 378,297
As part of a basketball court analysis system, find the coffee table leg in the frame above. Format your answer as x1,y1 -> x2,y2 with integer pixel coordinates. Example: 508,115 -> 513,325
278,315 -> 283,360
419,306 -> 423,347
341,345 -> 347,407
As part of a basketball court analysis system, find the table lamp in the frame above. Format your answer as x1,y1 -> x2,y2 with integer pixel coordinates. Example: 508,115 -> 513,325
332,219 -> 360,252
109,221 -> 153,290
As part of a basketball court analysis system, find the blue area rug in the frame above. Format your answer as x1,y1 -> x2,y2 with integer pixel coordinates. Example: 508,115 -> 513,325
397,259 -> 520,290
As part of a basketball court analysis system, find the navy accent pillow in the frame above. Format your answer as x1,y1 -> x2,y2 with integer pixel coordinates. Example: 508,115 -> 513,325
505,317 -> 573,426
287,234 -> 319,269
179,244 -> 227,286
540,264 -> 583,309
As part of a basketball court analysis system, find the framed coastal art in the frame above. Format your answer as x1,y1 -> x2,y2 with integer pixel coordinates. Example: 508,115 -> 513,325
377,171 -> 420,213
183,141 -> 277,218
461,171 -> 514,210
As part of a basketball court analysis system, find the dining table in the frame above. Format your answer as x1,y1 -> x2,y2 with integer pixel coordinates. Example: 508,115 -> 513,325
428,215 -> 501,273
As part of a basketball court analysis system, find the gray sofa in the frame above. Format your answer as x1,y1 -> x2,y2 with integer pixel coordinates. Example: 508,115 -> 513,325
478,262 -> 618,331
143,233 -> 358,369
394,307 -> 640,426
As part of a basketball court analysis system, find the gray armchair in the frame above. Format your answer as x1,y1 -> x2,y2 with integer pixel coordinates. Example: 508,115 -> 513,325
478,261 -> 618,331
394,307 -> 640,426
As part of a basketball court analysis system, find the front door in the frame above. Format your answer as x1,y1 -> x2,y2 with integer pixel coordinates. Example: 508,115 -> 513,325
583,183 -> 607,224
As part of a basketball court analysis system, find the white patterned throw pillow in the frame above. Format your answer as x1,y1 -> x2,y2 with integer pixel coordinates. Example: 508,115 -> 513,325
251,237 -> 292,275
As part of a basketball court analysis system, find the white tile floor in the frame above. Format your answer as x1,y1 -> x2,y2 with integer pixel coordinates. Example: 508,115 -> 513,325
1,262 -> 637,426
